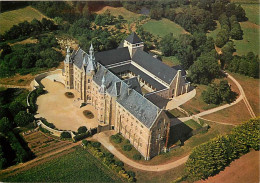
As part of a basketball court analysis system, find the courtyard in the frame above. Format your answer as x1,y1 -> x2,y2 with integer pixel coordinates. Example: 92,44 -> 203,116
35,76 -> 99,132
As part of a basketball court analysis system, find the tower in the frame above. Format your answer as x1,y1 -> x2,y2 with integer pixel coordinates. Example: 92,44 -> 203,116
98,75 -> 106,123
85,43 -> 96,103
123,32 -> 144,57
64,46 -> 74,89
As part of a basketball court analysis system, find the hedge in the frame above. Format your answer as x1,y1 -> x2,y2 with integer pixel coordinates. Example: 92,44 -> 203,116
29,87 -> 45,113
41,118 -> 56,129
73,132 -> 90,142
60,132 -> 71,139
185,118 -> 260,181
77,126 -> 87,134
6,132 -> 29,163
91,142 -> 101,148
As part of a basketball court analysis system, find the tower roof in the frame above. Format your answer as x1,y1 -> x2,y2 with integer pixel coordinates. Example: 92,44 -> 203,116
125,32 -> 142,44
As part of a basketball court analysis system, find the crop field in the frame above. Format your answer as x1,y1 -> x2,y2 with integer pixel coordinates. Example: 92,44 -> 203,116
0,6 -> 48,34
22,131 -> 71,157
2,148 -> 119,182
142,18 -> 188,38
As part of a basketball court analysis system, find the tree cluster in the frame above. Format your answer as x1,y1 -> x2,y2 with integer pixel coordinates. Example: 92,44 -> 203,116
227,52 -> 259,78
0,34 -> 62,78
160,32 -> 215,70
216,14 -> 243,47
202,80 -> 237,105
189,51 -> 220,84
185,118 -> 259,181
1,18 -> 56,41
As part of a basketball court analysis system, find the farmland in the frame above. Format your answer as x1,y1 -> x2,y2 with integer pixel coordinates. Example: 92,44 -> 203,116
1,147 -> 120,182
0,6 -> 48,34
22,130 -> 71,157
142,18 -> 188,38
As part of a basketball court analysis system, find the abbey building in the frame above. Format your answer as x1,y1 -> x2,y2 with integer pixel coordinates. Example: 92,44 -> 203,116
63,32 -> 191,160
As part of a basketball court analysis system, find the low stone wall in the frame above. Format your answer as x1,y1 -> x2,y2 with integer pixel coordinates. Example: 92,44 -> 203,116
37,120 -> 75,138
30,69 -> 62,90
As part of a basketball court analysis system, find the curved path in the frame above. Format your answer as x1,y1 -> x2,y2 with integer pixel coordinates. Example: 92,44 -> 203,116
179,71 -> 255,122
93,131 -> 189,172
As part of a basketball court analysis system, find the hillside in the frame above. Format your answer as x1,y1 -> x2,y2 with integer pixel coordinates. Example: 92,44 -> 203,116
0,6 -> 48,34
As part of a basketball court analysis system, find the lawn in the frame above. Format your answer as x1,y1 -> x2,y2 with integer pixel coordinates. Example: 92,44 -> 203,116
184,119 -> 202,130
1,147 -> 120,182
180,84 -> 211,115
95,6 -> 141,21
142,18 -> 188,38
207,21 -> 220,40
227,72 -> 259,116
168,108 -> 187,118
233,21 -> 259,55
240,3 -> 259,25
0,6 -> 48,34
162,56 -> 181,67
203,100 -> 252,125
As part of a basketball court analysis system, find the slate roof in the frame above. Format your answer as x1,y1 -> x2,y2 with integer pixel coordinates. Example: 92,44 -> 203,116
109,64 -> 166,90
95,47 -> 131,66
132,49 -> 177,84
125,32 -> 142,44
72,48 -> 87,69
93,65 -> 160,128
172,65 -> 186,76
124,77 -> 142,94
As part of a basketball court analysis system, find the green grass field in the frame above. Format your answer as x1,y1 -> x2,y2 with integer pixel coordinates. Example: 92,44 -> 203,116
207,21 -> 221,40
142,18 -> 188,38
2,148 -> 119,182
0,6 -> 47,34
233,21 -> 259,55
184,120 -> 202,130
241,3 -> 259,25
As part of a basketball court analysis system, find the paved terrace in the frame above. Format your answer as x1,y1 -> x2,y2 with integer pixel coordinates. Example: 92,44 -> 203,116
35,77 -> 99,132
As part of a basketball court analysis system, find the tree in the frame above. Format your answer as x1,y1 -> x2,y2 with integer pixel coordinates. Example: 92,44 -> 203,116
215,29 -> 229,47
14,111 -> 34,127
0,43 -> 12,58
218,80 -> 236,103
189,51 -> 220,84
78,126 -> 87,134
0,117 -> 12,133
9,101 -> 25,116
202,84 -> 220,104
230,22 -> 243,40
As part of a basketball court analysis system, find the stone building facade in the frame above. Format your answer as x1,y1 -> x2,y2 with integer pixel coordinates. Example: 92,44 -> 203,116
63,33 -> 191,160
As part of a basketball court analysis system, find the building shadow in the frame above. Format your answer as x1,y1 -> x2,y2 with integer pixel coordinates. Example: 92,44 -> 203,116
167,118 -> 193,147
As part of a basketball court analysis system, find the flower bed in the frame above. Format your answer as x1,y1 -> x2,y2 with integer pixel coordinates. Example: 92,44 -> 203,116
65,92 -> 74,98
83,110 -> 94,119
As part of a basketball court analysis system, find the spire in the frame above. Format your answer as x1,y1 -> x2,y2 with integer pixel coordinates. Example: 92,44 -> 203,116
85,43 -> 96,74
99,75 -> 106,94
89,43 -> 94,59
65,46 -> 71,63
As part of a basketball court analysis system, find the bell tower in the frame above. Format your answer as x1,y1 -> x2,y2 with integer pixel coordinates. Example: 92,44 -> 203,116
123,32 -> 144,57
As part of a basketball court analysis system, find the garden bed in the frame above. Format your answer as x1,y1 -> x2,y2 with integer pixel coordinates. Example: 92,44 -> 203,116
83,110 -> 94,119
64,92 -> 74,98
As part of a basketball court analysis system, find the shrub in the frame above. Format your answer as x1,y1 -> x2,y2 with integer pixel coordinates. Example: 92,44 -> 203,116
127,171 -> 136,178
82,139 -> 89,146
133,154 -> 142,160
91,141 -> 101,148
104,152 -> 114,160
125,139 -> 130,144
115,160 -> 124,167
111,133 -> 122,144
73,132 -> 90,142
78,126 -> 87,134
123,144 -> 132,151
41,118 -> 55,129
60,132 -> 71,139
